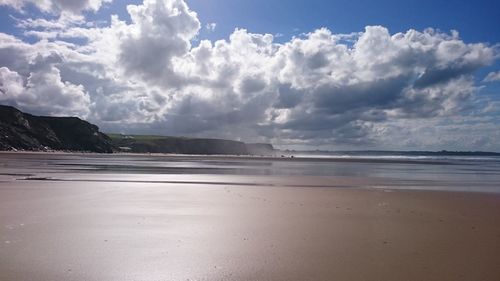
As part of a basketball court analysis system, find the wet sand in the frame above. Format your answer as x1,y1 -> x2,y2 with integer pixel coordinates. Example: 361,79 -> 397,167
1,152 -> 500,280
1,180 -> 500,281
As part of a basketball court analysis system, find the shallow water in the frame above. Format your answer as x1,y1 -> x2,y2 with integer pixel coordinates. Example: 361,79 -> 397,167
1,152 -> 500,193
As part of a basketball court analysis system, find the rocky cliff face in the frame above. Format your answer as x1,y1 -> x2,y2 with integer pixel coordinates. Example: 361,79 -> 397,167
0,105 -> 113,153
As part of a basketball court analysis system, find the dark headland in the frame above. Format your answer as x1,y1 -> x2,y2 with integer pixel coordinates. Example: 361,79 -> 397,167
0,105 -> 276,155
0,105 -> 113,153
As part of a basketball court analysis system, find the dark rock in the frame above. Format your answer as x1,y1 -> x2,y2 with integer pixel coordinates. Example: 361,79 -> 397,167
0,105 -> 113,153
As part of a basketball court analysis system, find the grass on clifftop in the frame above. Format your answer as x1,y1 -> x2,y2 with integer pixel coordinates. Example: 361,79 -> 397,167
107,134 -> 191,141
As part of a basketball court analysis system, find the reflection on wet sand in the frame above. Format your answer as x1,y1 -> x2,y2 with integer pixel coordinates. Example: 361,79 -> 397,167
1,152 -> 500,281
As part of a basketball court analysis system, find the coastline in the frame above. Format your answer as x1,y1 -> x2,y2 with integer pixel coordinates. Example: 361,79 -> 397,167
0,149 -> 482,165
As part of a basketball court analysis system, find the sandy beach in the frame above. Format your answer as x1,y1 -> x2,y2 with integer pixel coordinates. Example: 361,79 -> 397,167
1,153 -> 500,281
1,0 -> 500,279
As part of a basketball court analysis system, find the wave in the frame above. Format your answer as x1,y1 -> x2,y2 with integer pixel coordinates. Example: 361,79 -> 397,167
292,154 -> 500,162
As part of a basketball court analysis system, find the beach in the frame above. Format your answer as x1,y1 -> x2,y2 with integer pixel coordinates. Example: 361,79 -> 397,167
1,152 -> 500,280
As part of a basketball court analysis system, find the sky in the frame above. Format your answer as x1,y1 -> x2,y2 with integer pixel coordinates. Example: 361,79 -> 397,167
0,0 -> 499,151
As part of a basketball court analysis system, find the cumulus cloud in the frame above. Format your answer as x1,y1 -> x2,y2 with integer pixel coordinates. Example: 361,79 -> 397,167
0,40 -> 92,117
0,63 -> 90,116
98,0 -> 201,87
0,0 -> 499,150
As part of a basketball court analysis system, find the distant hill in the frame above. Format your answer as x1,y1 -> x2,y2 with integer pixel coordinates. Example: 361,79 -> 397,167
108,134 -> 277,156
245,143 -> 276,155
0,105 -> 113,153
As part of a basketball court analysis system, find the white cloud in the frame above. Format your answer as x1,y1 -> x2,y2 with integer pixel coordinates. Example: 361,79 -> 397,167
0,0 -> 499,150
484,71 -> 500,82
205,22 -> 216,32
0,63 -> 90,116
14,13 -> 84,29
99,0 -> 201,87
0,0 -> 112,14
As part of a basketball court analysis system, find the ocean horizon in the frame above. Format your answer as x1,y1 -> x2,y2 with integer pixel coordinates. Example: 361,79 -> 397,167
2,151 -> 499,194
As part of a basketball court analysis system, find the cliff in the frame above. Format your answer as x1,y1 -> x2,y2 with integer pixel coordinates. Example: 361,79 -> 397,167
0,105 -> 113,153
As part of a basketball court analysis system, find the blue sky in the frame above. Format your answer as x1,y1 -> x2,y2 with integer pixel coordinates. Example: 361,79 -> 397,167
2,0 -> 499,43
0,0 -> 499,150
189,0 -> 500,43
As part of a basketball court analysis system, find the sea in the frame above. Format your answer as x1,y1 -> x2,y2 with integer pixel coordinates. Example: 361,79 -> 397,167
1,151 -> 499,193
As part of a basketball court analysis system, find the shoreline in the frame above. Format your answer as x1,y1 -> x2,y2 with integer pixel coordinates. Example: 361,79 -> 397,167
0,150 -> 479,166
1,151 -> 500,194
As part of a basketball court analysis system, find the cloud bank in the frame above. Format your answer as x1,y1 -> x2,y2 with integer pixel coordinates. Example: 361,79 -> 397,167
0,0 -> 499,150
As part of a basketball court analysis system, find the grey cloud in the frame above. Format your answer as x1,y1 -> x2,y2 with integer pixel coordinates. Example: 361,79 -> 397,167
306,52 -> 329,69
260,119 -> 375,148
274,84 -> 303,109
119,33 -> 187,84
395,77 -> 477,118
414,63 -> 482,89
0,47 -> 30,74
281,114 -> 354,132
313,76 -> 410,114
238,75 -> 267,94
